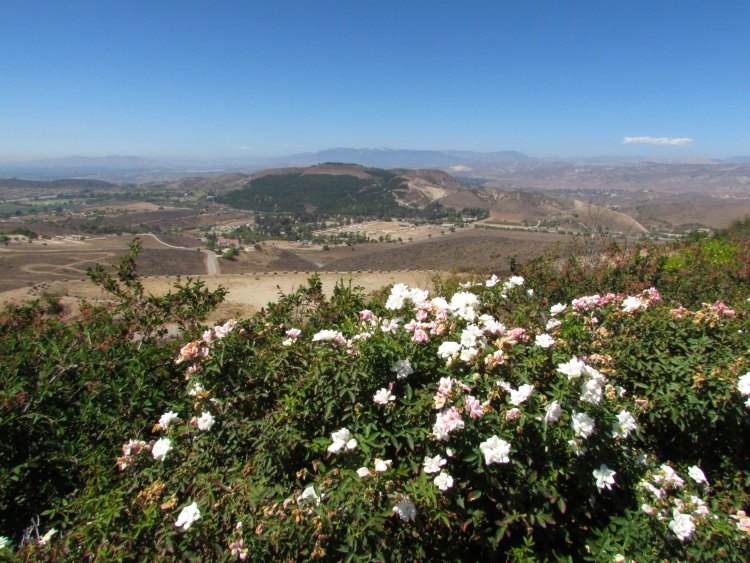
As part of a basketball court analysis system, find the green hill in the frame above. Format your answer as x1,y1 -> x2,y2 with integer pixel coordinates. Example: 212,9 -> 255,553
215,164 -> 471,217
217,170 -> 403,215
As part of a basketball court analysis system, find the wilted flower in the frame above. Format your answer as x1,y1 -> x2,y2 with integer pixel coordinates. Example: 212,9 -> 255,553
546,318 -> 562,331
734,511 -> 750,533
123,439 -> 147,457
176,341 -> 200,364
229,538 -> 248,560
175,502 -> 201,531
434,471 -> 454,491
479,435 -> 511,465
484,349 -> 505,368
641,482 -> 665,499
393,498 -> 417,522
412,328 -> 430,343
187,381 -> 205,397
593,464 -> 616,490
152,437 -> 172,461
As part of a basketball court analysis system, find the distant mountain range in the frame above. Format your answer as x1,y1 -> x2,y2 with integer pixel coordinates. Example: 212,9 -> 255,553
0,149 -> 534,180
1,148 -> 749,182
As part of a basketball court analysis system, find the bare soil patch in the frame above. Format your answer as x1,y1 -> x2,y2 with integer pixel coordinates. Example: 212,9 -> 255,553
630,201 -> 750,229
218,248 -> 319,274
134,248 -> 208,276
0,271 -> 442,324
320,229 -> 568,273
0,242 -> 206,292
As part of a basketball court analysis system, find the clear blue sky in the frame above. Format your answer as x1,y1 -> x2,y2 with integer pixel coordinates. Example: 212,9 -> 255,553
1,0 -> 748,160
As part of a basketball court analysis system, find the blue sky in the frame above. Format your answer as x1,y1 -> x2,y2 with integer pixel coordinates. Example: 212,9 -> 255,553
1,1 -> 749,160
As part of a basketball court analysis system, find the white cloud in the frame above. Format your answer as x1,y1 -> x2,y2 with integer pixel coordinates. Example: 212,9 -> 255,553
623,136 -> 693,146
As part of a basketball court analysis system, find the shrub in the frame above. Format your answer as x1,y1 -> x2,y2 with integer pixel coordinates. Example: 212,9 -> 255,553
13,273 -> 748,560
0,239 -> 226,549
3,237 -> 750,560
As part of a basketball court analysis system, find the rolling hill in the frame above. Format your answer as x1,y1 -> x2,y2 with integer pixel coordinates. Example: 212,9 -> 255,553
216,164 -> 473,216
215,163 -> 650,234
476,190 -> 647,234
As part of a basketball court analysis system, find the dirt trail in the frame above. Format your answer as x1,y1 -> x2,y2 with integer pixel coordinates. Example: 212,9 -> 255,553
203,250 -> 220,275
142,233 -> 219,276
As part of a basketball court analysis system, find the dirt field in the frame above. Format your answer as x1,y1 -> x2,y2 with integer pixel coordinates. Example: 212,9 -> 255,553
318,229 -> 568,273
312,220 -> 449,242
0,235 -> 207,292
0,270 -> 443,324
0,228 -> 570,317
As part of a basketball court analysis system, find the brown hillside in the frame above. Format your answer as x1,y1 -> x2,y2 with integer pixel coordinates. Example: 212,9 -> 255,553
482,190 -> 647,234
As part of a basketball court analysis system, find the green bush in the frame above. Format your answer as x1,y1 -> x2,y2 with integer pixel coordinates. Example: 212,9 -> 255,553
0,239 -> 226,551
2,237 -> 750,560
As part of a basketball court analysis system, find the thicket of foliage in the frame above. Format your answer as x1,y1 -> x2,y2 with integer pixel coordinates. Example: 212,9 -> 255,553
1,236 -> 749,560
216,169 -> 452,220
217,172 -> 405,216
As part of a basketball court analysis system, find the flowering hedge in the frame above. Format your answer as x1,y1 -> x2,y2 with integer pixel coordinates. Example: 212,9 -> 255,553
2,238 -> 750,560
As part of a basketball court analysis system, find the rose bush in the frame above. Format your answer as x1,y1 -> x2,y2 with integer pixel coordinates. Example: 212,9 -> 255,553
1,236 -> 749,560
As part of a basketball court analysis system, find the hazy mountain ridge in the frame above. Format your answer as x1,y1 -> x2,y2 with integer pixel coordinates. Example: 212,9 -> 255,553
3,149 -> 750,187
